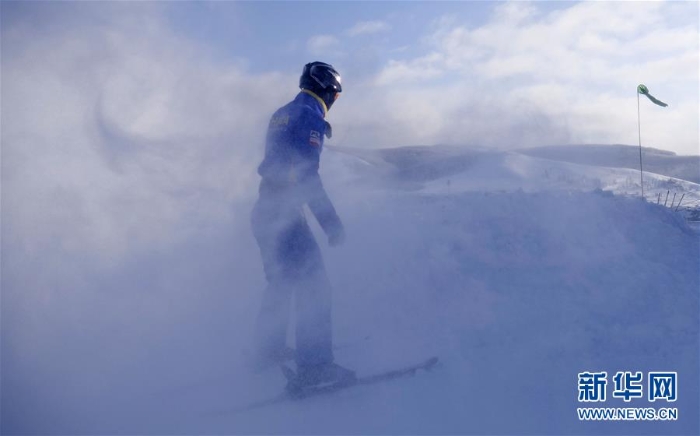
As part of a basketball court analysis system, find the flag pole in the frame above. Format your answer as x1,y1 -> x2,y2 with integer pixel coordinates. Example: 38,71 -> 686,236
636,84 -> 668,201
637,91 -> 644,199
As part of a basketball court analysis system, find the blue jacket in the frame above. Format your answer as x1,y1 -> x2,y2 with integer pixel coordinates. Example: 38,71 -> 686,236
257,91 -> 342,236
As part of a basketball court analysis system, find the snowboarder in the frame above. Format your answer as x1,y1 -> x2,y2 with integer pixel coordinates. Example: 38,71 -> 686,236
250,61 -> 355,387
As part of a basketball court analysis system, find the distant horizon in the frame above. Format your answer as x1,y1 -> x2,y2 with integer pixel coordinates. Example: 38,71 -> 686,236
519,143 -> 696,157
349,142 -> 698,158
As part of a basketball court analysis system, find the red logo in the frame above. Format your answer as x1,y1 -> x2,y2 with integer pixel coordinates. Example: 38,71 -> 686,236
309,130 -> 321,147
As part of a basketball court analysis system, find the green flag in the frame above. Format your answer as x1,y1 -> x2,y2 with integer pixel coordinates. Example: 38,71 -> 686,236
637,84 -> 668,107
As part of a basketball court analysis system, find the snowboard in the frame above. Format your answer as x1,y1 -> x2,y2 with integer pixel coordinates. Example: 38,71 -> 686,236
224,356 -> 439,414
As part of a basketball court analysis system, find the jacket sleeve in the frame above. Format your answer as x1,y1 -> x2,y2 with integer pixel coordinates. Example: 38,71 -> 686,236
306,170 -> 343,237
294,113 -> 343,236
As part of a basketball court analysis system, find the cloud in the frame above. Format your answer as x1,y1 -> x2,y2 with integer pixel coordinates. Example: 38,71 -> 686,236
368,1 -> 699,155
374,53 -> 446,85
385,2 -> 692,84
346,20 -> 391,37
307,34 -> 340,55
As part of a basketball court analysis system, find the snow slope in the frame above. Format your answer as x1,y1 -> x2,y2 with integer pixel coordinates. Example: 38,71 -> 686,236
519,144 -> 700,184
2,144 -> 699,435
328,144 -> 700,220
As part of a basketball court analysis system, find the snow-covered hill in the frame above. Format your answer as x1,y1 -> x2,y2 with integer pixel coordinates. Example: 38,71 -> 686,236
520,144 -> 700,184
2,144 -> 698,435
327,143 -> 700,216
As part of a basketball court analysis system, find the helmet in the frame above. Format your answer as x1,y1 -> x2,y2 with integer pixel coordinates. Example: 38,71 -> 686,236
299,61 -> 342,110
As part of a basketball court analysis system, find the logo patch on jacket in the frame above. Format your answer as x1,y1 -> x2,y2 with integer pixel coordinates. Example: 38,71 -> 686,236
309,130 -> 322,147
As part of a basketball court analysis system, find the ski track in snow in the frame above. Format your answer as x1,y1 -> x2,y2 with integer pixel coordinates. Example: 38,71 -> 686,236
3,145 -> 699,435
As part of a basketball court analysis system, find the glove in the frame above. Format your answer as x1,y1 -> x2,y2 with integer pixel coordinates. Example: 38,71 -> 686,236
328,221 -> 345,247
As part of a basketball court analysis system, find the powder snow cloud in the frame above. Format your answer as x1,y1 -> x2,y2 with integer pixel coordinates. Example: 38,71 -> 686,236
2,2 -> 289,264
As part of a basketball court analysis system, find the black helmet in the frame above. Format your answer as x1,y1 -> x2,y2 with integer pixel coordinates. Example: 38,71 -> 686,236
299,61 -> 342,110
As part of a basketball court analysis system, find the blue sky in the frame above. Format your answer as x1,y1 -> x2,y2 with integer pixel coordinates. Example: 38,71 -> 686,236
164,2 -> 577,84
165,2 -> 501,73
